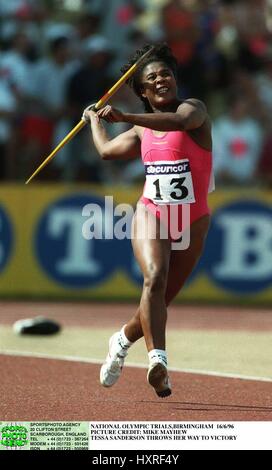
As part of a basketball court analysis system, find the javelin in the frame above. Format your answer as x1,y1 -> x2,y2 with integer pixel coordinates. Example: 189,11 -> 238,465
25,46 -> 155,184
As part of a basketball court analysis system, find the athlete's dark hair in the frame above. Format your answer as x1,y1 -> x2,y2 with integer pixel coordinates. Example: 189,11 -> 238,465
120,43 -> 178,112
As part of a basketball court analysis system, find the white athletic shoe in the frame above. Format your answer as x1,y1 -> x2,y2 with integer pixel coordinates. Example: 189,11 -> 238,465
100,332 -> 128,387
147,362 -> 172,398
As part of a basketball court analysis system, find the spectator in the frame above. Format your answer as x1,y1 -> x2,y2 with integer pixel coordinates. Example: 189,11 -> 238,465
162,0 -> 199,65
30,36 -> 78,116
254,52 -> 272,127
225,67 -> 270,127
9,35 -> 79,180
161,0 -> 208,99
257,130 -> 272,187
75,12 -> 101,42
0,0 -> 270,185
0,65 -> 16,179
0,29 -> 37,179
66,35 -> 115,181
217,0 -> 268,70
68,36 -> 114,121
213,92 -> 263,185
0,30 -> 35,97
196,0 -> 230,95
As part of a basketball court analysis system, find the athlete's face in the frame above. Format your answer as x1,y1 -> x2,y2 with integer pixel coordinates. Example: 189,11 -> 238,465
140,61 -> 178,111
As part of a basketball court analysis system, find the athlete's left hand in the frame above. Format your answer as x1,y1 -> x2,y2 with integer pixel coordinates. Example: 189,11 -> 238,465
96,105 -> 124,123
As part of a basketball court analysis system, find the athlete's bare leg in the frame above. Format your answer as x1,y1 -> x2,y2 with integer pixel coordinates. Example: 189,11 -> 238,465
125,213 -> 210,344
165,214 -> 210,304
129,203 -> 172,351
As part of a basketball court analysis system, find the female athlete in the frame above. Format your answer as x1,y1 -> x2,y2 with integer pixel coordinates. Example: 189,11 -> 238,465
83,44 -> 214,398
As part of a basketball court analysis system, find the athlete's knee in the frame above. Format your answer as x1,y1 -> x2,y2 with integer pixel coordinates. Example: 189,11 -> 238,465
143,264 -> 168,295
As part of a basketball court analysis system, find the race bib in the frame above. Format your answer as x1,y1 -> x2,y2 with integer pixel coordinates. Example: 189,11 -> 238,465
143,159 -> 195,204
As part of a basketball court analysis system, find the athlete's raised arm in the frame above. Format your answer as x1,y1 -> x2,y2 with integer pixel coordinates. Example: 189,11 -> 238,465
95,99 -> 208,132
83,108 -> 141,160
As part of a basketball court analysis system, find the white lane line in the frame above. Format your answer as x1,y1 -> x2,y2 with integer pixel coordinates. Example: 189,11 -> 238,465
1,349 -> 272,383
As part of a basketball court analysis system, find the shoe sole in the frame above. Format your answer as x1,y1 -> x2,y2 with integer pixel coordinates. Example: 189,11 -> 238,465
147,363 -> 172,398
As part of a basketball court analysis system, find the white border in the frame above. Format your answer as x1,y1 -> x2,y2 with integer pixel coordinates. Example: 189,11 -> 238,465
1,350 -> 271,383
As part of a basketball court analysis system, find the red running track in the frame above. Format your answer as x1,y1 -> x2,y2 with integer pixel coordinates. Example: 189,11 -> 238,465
1,355 -> 272,421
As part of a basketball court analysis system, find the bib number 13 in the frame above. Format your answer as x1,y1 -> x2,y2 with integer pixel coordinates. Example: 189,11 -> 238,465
153,177 -> 189,201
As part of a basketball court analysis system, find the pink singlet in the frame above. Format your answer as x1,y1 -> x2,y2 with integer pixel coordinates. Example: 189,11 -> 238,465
139,128 -> 214,239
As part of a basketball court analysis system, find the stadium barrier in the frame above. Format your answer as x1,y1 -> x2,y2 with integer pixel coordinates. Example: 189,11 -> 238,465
0,184 -> 271,304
